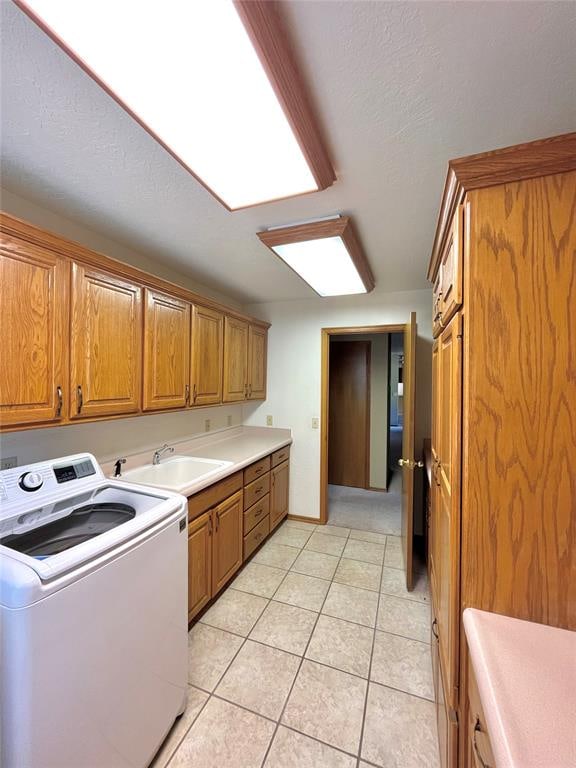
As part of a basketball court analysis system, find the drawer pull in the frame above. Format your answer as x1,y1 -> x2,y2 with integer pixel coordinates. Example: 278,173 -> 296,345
255,467 -> 263,474
255,533 -> 263,542
254,508 -> 263,518
473,718 -> 492,768
255,486 -> 263,494
277,453 -> 286,460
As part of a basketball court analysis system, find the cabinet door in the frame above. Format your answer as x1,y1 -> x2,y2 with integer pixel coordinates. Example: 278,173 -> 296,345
429,339 -> 441,609
0,237 -> 68,427
223,317 -> 248,402
432,269 -> 443,338
212,490 -> 243,593
188,510 -> 212,621
270,460 -> 289,530
70,263 -> 142,418
439,205 -> 463,329
143,289 -> 191,411
436,313 -> 462,712
248,325 -> 267,400
191,305 -> 223,405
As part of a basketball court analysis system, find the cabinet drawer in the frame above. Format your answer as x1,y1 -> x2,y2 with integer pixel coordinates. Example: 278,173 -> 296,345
244,456 -> 271,485
244,494 -> 270,535
188,471 -> 243,521
244,473 -> 270,510
244,514 -> 269,559
468,658 -> 495,768
271,446 -> 290,468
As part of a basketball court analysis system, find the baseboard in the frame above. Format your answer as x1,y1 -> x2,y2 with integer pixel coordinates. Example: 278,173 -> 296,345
367,485 -> 388,492
288,514 -> 322,524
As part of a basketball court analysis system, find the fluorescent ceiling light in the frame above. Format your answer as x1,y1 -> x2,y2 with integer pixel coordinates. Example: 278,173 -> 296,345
17,0 -> 335,210
258,216 -> 375,297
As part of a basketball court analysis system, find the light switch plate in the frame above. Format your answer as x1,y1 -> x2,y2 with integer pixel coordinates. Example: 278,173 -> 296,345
227,415 -> 233,427
266,415 -> 273,426
312,418 -> 319,429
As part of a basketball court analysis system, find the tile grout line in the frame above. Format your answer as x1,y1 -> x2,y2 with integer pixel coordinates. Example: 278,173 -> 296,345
257,527 -> 352,767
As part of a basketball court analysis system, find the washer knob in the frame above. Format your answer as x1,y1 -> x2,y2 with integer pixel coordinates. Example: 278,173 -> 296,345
19,471 -> 44,492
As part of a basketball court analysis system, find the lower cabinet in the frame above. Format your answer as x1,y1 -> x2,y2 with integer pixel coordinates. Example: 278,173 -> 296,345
187,446 -> 291,623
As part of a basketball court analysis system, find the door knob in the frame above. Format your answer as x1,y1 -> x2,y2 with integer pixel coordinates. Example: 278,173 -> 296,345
398,458 -> 408,467
398,458 -> 425,469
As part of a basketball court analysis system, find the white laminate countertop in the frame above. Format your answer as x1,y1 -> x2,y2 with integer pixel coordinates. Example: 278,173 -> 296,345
100,426 -> 292,497
463,608 -> 576,768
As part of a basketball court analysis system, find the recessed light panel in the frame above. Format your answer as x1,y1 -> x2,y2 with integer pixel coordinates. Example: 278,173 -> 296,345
18,0 -> 334,210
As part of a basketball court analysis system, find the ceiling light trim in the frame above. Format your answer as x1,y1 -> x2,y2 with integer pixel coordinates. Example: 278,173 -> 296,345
257,216 -> 375,297
14,0 -> 336,212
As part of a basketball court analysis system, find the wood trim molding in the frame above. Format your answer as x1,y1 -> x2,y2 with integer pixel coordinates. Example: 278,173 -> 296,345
427,132 -> 576,281
234,0 -> 335,192
257,216 -> 375,294
319,322 -> 408,524
0,211 -> 270,329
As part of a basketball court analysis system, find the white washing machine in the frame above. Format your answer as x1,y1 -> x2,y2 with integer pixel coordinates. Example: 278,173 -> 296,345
0,453 -> 188,768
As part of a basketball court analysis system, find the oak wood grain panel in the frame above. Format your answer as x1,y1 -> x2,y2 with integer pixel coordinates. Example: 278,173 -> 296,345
233,0 -> 335,192
271,446 -> 290,468
244,495 -> 270,536
0,235 -> 69,426
143,288 -> 191,411
270,459 -> 290,529
0,212 -> 270,329
70,263 -> 142,418
212,490 -> 244,593
439,204 -> 463,329
223,316 -> 249,402
190,305 -> 223,406
187,471 -> 243,521
248,324 -> 267,400
244,456 -> 271,485
243,513 -> 270,560
462,171 -> 576,630
428,132 -> 576,281
188,510 -> 212,621
244,472 -> 270,510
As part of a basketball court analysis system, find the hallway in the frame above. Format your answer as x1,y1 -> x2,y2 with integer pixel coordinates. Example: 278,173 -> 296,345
328,471 -> 402,535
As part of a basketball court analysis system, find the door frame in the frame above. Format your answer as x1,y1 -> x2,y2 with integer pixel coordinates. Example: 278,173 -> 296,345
320,324 -> 405,524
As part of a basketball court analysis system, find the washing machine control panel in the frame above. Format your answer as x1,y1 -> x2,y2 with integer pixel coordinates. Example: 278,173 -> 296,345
18,472 -> 44,492
53,458 -> 96,484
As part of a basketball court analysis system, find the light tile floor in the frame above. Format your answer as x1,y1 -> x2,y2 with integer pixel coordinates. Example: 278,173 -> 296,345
152,520 -> 438,768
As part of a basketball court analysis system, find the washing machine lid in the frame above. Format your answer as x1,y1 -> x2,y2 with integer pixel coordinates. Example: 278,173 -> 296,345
0,454 -> 186,583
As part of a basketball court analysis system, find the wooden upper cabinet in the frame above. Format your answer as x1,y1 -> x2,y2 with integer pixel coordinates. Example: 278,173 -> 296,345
143,289 -> 191,411
0,237 -> 69,426
70,263 -> 142,418
223,317 -> 249,402
248,325 -> 267,400
191,305 -> 223,406
439,204 -> 463,329
212,489 -> 243,593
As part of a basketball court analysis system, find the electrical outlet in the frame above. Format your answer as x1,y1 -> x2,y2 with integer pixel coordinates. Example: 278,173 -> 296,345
205,419 -> 211,432
227,415 -> 233,427
266,415 -> 273,426
0,456 -> 17,470
312,417 -> 319,429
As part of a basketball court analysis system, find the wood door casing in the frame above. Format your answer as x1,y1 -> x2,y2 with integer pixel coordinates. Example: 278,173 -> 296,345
143,289 -> 191,411
188,510 -> 212,621
401,312 -> 417,589
270,460 -> 290,529
248,325 -> 267,400
0,236 -> 68,426
191,305 -> 223,405
223,317 -> 248,402
212,490 -> 243,593
70,263 -> 142,418
328,341 -> 370,488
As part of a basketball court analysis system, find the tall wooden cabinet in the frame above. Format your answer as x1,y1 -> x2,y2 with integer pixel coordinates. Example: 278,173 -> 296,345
428,133 -> 576,768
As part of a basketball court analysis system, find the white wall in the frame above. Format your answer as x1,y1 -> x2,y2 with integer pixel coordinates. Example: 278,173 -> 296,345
243,289 -> 433,523
331,333 -> 389,489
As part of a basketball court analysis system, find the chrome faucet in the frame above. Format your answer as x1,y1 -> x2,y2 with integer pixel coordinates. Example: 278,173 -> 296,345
152,444 -> 174,465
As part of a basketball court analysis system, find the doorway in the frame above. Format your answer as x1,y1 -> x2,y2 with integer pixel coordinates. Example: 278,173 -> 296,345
320,316 -> 418,589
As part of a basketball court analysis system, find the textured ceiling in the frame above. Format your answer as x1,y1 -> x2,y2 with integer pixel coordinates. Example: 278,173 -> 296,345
1,1 -> 575,304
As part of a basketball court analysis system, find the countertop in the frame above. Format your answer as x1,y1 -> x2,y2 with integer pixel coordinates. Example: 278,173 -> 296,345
463,608 -> 576,768
100,426 -> 292,497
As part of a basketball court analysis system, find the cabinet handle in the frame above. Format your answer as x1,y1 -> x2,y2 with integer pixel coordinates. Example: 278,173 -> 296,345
185,384 -> 190,405
193,383 -> 197,403
255,486 -> 263,494
254,507 -> 263,518
215,510 -> 220,532
431,618 -> 439,640
56,385 -> 63,417
248,384 -> 252,398
208,516 -> 213,536
473,718 -> 492,768
244,383 -> 248,399
77,385 -> 83,414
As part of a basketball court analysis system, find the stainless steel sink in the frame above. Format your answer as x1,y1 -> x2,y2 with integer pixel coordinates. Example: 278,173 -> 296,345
122,455 -> 233,491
